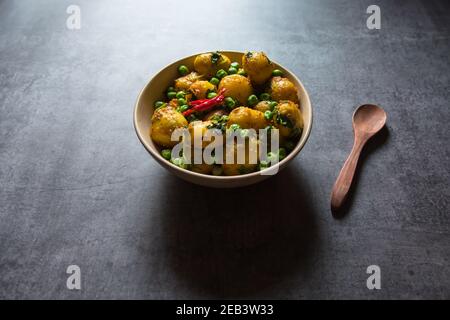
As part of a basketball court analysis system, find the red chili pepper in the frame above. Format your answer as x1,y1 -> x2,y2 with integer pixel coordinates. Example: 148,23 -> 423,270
189,99 -> 209,106
183,88 -> 226,117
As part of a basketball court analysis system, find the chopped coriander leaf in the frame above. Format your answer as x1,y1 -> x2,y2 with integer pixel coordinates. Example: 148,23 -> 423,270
275,113 -> 293,128
211,51 -> 221,64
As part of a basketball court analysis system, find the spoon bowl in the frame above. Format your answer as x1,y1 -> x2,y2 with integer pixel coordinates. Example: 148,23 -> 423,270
353,104 -> 387,136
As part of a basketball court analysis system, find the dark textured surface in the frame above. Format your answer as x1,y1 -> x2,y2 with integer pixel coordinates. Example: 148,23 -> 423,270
0,0 -> 449,299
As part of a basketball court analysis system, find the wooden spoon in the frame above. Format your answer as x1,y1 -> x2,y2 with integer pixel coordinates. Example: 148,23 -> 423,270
331,104 -> 387,213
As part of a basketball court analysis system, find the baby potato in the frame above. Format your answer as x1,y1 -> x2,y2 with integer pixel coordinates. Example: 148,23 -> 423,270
191,162 -> 213,175
188,120 -> 214,148
218,74 -> 253,105
227,107 -> 269,130
151,107 -> 188,147
174,72 -> 202,91
189,80 -> 215,99
254,101 -> 271,113
222,137 -> 259,176
273,100 -> 303,138
242,51 -> 274,85
188,150 -> 212,174
269,76 -> 299,103
194,52 -> 231,77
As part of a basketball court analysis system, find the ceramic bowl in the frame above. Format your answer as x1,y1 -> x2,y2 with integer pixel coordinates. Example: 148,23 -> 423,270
134,51 -> 312,188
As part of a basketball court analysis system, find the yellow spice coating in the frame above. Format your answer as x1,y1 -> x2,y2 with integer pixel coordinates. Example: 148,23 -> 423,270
242,51 -> 274,85
194,52 -> 231,78
273,100 -> 303,138
227,106 -> 269,130
150,107 -> 188,147
269,76 -> 299,103
218,74 -> 253,105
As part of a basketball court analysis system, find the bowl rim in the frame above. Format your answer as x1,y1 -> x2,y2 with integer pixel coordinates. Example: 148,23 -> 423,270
133,50 -> 313,180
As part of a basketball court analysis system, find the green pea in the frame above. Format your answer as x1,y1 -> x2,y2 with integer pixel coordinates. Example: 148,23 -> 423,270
176,91 -> 185,99
268,101 -> 278,111
264,110 -> 273,121
207,92 -> 217,99
247,94 -> 259,106
167,86 -> 175,93
279,148 -> 287,160
272,69 -> 283,77
230,62 -> 239,68
178,65 -> 189,76
228,67 -> 238,74
177,98 -> 187,106
210,77 -> 220,86
229,124 -> 240,131
161,149 -> 172,160
240,129 -> 250,138
154,101 -> 165,108
225,97 -> 236,109
267,151 -> 278,162
179,105 -> 189,112
237,69 -> 247,76
260,93 -> 271,101
172,156 -> 191,169
259,160 -> 269,170
212,165 -> 223,176
216,69 -> 228,79
167,91 -> 177,99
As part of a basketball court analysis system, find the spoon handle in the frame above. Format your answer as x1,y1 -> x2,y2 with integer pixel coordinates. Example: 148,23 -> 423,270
330,137 -> 365,213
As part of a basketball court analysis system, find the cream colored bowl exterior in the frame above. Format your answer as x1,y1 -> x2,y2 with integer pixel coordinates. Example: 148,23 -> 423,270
134,51 -> 312,188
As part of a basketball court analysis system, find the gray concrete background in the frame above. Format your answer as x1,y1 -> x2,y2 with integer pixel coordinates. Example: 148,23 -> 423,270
0,0 -> 449,299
